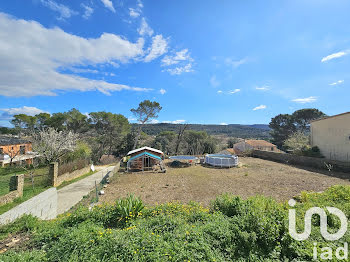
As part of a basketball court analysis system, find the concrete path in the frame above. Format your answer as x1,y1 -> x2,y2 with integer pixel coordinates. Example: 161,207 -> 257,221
57,165 -> 117,215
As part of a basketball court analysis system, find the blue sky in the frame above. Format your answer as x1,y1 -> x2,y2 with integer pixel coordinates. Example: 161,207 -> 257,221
0,0 -> 349,127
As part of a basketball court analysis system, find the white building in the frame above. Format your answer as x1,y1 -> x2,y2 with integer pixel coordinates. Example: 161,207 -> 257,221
310,112 -> 350,162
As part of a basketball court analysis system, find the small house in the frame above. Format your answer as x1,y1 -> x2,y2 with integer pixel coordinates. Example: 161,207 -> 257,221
126,147 -> 165,172
0,136 -> 35,167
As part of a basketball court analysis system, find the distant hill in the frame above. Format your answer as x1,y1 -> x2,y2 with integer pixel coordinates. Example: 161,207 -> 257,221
133,123 -> 271,139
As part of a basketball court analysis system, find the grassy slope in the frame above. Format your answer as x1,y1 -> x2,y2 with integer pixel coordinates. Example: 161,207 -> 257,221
1,185 -> 350,261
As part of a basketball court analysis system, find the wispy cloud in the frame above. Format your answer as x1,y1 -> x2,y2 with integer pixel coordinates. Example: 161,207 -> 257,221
292,96 -> 317,103
161,49 -> 192,66
217,90 -> 223,94
0,106 -> 48,121
100,0 -> 115,13
329,80 -> 344,86
39,0 -> 78,20
225,57 -> 247,68
138,17 -> 154,37
163,120 -> 186,124
321,50 -> 348,62
129,8 -> 140,18
253,105 -> 266,111
161,49 -> 194,75
255,85 -> 270,91
144,35 -> 168,62
220,122 -> 228,125
160,88 -> 166,95
164,63 -> 193,75
210,75 -> 220,88
81,4 -> 94,19
229,89 -> 240,94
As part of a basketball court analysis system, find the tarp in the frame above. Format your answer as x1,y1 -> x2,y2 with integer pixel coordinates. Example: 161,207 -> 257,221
128,151 -> 162,162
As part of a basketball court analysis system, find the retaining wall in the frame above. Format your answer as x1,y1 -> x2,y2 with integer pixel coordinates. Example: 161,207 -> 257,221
251,150 -> 350,173
50,162 -> 91,187
0,187 -> 57,225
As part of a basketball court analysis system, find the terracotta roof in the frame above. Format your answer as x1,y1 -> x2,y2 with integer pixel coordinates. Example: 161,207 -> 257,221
245,140 -> 276,147
310,111 -> 350,123
127,146 -> 164,156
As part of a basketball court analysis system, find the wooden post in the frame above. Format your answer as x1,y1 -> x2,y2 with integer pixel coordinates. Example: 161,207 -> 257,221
49,162 -> 58,187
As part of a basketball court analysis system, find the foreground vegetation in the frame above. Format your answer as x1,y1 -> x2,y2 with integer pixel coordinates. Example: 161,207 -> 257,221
1,186 -> 350,261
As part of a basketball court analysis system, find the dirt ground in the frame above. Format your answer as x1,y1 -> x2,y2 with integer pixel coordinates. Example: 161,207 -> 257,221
98,157 -> 350,206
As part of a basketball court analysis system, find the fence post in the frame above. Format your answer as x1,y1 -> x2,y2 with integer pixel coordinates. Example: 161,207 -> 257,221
16,174 -> 24,197
49,162 -> 58,187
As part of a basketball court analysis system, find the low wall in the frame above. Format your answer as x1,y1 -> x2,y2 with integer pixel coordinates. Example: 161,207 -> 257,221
0,187 -> 57,225
56,166 -> 91,186
0,175 -> 24,205
251,150 -> 350,173
49,162 -> 91,187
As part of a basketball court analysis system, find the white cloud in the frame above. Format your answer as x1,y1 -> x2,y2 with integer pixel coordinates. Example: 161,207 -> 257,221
144,35 -> 168,62
159,88 -> 166,95
321,51 -> 348,62
164,63 -> 193,75
255,85 -> 270,91
217,90 -> 223,94
163,120 -> 186,124
161,49 -> 192,66
292,96 -> 317,104
39,0 -> 78,20
81,4 -> 94,19
220,123 -> 228,125
1,106 -> 48,116
138,18 -> 153,37
229,89 -> 240,94
129,8 -> 140,18
149,119 -> 160,124
210,75 -> 220,88
225,57 -> 247,68
0,13 -> 149,96
329,80 -> 344,86
253,105 -> 267,111
0,106 -> 48,121
100,0 -> 115,12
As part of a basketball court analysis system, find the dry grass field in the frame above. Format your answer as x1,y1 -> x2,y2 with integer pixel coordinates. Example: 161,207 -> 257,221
99,157 -> 350,206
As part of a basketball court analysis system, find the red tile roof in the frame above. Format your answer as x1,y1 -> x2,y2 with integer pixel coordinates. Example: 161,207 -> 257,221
245,140 -> 276,148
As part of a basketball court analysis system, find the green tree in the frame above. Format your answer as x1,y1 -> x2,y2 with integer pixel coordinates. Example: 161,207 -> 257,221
11,114 -> 37,134
45,112 -> 68,131
66,108 -> 88,133
35,113 -> 51,130
130,100 -> 162,149
152,131 -> 176,155
269,114 -> 296,149
89,112 -> 130,162
283,131 -> 310,154
292,108 -> 326,132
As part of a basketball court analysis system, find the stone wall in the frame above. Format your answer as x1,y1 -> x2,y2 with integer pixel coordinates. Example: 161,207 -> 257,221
0,174 -> 24,205
49,162 -> 91,187
251,150 -> 350,173
0,187 -> 57,225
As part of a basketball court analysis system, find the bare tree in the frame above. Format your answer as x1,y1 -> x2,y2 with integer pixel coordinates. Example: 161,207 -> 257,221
8,146 -> 21,166
174,124 -> 188,155
32,127 -> 78,163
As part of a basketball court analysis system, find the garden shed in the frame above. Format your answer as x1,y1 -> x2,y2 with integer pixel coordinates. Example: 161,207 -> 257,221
126,147 -> 165,172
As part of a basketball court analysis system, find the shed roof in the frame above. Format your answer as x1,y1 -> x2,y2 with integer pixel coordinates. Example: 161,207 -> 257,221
0,136 -> 31,146
127,146 -> 163,156
245,139 -> 276,147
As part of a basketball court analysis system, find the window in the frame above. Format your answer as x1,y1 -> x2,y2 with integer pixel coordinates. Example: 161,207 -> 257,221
20,145 -> 26,154
0,147 -> 3,154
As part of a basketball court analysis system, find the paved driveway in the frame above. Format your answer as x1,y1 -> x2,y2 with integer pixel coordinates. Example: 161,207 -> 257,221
57,165 -> 116,214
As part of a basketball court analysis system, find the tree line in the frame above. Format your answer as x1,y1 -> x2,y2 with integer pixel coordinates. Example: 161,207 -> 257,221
2,100 -> 217,164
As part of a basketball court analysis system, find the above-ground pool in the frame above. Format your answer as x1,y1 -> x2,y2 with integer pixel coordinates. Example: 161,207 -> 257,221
204,154 -> 238,167
169,155 -> 199,161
